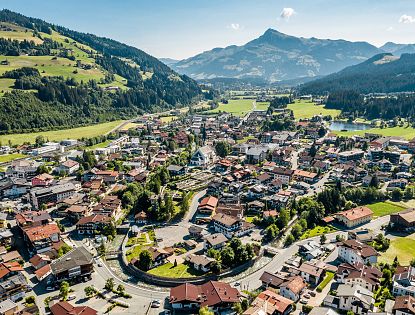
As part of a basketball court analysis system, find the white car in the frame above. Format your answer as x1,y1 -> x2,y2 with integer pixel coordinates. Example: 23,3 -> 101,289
151,300 -> 161,308
67,295 -> 76,301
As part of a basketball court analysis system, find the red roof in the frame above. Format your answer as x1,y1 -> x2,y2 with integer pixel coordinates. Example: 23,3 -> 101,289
337,206 -> 373,221
0,261 -> 23,279
50,301 -> 97,315
35,264 -> 51,280
24,223 -> 61,242
76,214 -> 111,225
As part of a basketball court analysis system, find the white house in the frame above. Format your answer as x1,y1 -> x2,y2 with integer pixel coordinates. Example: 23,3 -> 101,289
338,240 -> 378,265
189,146 -> 217,168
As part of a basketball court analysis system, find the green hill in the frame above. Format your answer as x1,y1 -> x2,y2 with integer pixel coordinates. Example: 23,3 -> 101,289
0,10 -> 202,135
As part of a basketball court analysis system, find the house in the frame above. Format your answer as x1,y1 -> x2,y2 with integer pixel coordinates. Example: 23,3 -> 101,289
324,284 -> 374,315
390,209 -> 415,231
0,299 -> 18,315
0,261 -> 28,302
134,211 -> 148,225
189,146 -> 217,168
259,271 -> 286,289
32,173 -> 54,187
35,264 -> 52,281
189,225 -> 204,239
0,230 -> 13,247
15,211 -> 52,229
76,214 -> 112,235
338,150 -> 364,163
6,160 -> 39,179
336,262 -> 382,292
393,295 -> 415,315
23,223 -> 61,255
243,290 -> 293,315
294,170 -> 318,184
0,213 -> 6,229
211,213 -> 254,238
246,146 -> 268,164
338,240 -> 379,265
336,206 -> 374,228
29,254 -> 51,270
185,254 -> 215,273
30,183 -> 76,209
393,266 -> 415,297
50,246 -> 94,283
299,260 -> 326,286
204,233 -> 228,251
169,281 -> 240,312
198,196 -> 218,215
147,247 -> 170,268
167,165 -> 186,176
50,301 -> 97,315
92,195 -> 122,219
0,251 -> 21,263
58,160 -> 80,175
94,170 -> 119,183
299,240 -> 324,261
279,276 -> 307,302
0,177 -> 31,198
309,307 -> 340,315
271,167 -> 294,185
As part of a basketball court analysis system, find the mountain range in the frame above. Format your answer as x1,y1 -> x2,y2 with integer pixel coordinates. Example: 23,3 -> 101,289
299,53 -> 415,94
169,29 -> 413,83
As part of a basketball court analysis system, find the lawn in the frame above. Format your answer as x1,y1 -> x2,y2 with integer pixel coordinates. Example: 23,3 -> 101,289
333,126 -> 415,140
208,99 -> 255,117
366,201 -> 407,217
0,120 -> 124,145
147,263 -> 204,278
287,100 -> 341,120
0,153 -> 27,163
379,234 -> 415,265
256,101 -> 270,111
126,245 -> 144,262
160,116 -> 178,123
300,225 -> 337,240
317,271 -> 335,292
85,140 -> 112,151
0,78 -> 15,94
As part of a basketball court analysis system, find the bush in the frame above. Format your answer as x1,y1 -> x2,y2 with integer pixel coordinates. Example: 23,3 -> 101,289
302,305 -> 314,313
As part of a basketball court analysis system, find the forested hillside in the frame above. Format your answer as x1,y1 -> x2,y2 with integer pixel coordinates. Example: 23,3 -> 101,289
0,10 -> 202,134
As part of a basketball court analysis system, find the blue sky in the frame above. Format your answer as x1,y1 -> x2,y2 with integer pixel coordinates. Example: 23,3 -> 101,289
2,0 -> 415,59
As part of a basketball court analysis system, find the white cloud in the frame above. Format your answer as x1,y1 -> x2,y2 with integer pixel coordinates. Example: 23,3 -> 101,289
230,23 -> 241,30
280,8 -> 296,20
399,14 -> 415,24
386,26 -> 394,31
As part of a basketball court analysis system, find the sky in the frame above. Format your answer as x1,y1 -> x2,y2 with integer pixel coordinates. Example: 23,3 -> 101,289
2,0 -> 415,60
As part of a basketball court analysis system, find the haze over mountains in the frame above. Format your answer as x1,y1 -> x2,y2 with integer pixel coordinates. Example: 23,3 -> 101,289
168,29 -> 414,83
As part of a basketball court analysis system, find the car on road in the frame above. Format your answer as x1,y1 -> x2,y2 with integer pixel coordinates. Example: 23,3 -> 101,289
309,291 -> 316,297
67,295 -> 76,301
303,294 -> 311,299
151,300 -> 161,308
300,299 -> 308,304
234,282 -> 240,286
46,286 -> 55,291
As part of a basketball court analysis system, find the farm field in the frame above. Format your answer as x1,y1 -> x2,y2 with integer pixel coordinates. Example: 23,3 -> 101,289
366,201 -> 407,217
379,233 -> 415,265
0,153 -> 27,163
333,126 -> 415,140
147,262 -> 204,278
287,100 -> 341,120
208,99 -> 255,117
0,120 -> 124,145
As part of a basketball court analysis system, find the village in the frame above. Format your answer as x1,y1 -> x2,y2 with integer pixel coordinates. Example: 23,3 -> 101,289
0,94 -> 414,315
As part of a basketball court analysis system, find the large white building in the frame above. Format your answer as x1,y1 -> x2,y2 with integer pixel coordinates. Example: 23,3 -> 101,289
189,145 -> 217,168
338,240 -> 378,265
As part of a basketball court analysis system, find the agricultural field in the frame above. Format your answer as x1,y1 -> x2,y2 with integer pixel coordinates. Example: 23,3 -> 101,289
0,22 -> 43,44
147,262 -> 204,278
0,153 -> 27,163
0,120 -> 124,145
366,202 -> 407,217
287,100 -> 341,120
208,99 -> 254,117
160,116 -> 178,123
333,125 -> 415,140
379,234 -> 415,265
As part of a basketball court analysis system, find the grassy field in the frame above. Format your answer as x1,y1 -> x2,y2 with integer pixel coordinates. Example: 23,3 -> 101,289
0,153 -> 27,163
208,99 -> 255,117
287,100 -> 341,120
160,116 -> 178,123
0,120 -> 124,145
147,263 -> 204,278
85,140 -> 112,151
379,234 -> 415,265
333,126 -> 415,140
300,225 -> 337,240
366,202 -> 407,217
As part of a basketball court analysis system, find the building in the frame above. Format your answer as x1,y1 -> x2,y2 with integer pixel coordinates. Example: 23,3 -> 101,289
299,260 -> 326,286
50,301 -> 97,315
309,307 -> 340,315
243,290 -> 294,315
336,262 -> 382,292
198,196 -> 218,215
338,240 -> 379,266
390,209 -> 415,231
76,214 -> 112,235
204,233 -> 228,251
325,284 -> 375,315
169,281 -> 240,312
92,195 -> 122,219
279,276 -> 307,302
30,183 -> 76,209
0,262 -> 28,302
393,266 -> 415,297
23,223 -> 61,255
0,299 -> 18,315
189,146 -> 217,168
6,160 -> 40,179
336,206 -> 374,228
58,160 -> 80,175
211,213 -> 254,238
393,295 -> 415,315
32,173 -> 54,187
185,254 -> 215,273
50,247 -> 94,283
338,150 -> 364,163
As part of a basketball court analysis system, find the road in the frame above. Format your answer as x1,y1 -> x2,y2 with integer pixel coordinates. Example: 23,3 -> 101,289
183,189 -> 206,224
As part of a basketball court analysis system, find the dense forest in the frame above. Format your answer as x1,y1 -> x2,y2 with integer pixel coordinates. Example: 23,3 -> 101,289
326,90 -> 415,120
0,10 -> 203,134
299,53 -> 415,95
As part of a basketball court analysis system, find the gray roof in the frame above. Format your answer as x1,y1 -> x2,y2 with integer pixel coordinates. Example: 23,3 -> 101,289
0,299 -> 17,313
31,183 -> 76,196
51,246 -> 93,275
309,307 -> 340,315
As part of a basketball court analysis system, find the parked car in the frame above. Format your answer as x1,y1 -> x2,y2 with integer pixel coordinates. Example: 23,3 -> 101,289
151,300 -> 161,308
